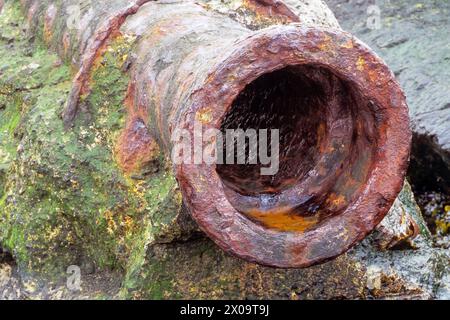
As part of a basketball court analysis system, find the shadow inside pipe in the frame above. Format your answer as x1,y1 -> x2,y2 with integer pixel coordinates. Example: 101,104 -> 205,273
409,133 -> 450,238
0,246 -> 14,264
217,66 -> 326,195
216,65 -> 379,232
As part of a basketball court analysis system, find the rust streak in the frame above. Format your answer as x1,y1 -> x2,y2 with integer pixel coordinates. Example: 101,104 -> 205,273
62,0 -> 157,128
249,0 -> 300,23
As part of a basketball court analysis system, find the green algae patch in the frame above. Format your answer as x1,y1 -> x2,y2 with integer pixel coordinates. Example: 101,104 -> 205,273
119,171 -> 186,298
399,181 -> 432,238
0,3 -> 189,280
120,237 -> 367,300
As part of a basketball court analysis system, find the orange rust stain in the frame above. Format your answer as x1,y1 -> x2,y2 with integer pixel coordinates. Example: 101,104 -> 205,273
116,117 -> 160,174
62,32 -> 70,57
318,34 -> 333,51
124,82 -> 136,112
125,82 -> 145,116
227,74 -> 238,82
43,16 -> 54,44
124,81 -> 149,125
44,25 -> 53,44
43,25 -> 52,45
357,56 -> 366,71
341,39 -> 354,49
317,122 -> 328,153
43,5 -> 57,45
368,69 -> 379,82
144,22 -> 175,46
196,108 -> 213,124
245,207 -> 318,232
243,0 -> 300,24
91,31 -> 124,73
325,193 -> 347,209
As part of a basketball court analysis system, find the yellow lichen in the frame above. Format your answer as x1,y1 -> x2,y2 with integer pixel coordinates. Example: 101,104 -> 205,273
357,56 -> 366,71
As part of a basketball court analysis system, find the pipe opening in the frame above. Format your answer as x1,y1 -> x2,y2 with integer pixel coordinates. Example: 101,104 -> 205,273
182,27 -> 411,266
217,66 -> 326,195
216,65 -> 378,231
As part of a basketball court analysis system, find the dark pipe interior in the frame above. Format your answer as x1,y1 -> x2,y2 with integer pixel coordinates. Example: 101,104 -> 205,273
217,66 -> 326,195
216,65 -> 378,231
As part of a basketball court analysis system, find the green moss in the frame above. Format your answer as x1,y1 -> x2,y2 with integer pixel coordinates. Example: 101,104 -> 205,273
138,259 -> 176,300
399,181 -> 432,238
0,94 -> 20,196
0,3 -> 188,282
3,225 -> 27,262
120,171 -> 182,297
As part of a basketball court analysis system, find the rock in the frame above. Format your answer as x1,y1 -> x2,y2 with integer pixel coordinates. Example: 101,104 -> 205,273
0,263 -> 11,287
120,182 -> 450,300
0,263 -> 22,300
281,0 -> 341,28
372,182 -> 427,250
436,272 -> 450,300
81,260 -> 96,275
324,0 -> 450,191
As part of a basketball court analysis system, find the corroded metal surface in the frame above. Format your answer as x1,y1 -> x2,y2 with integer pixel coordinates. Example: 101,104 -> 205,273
175,26 -> 411,267
19,0 -> 412,267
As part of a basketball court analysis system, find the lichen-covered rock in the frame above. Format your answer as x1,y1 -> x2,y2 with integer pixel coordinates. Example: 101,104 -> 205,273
121,181 -> 449,300
351,183 -> 448,299
284,0 -> 340,28
0,2 -> 197,280
122,238 -> 367,300
372,181 -> 430,250
325,0 -> 450,192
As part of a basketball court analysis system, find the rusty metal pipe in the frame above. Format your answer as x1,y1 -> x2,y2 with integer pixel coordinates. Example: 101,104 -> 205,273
19,0 -> 411,267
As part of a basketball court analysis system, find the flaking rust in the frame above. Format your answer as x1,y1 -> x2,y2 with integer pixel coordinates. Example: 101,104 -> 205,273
19,0 -> 412,268
245,0 -> 300,23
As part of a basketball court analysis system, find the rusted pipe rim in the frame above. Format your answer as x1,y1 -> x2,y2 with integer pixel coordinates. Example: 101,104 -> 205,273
176,25 -> 411,268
